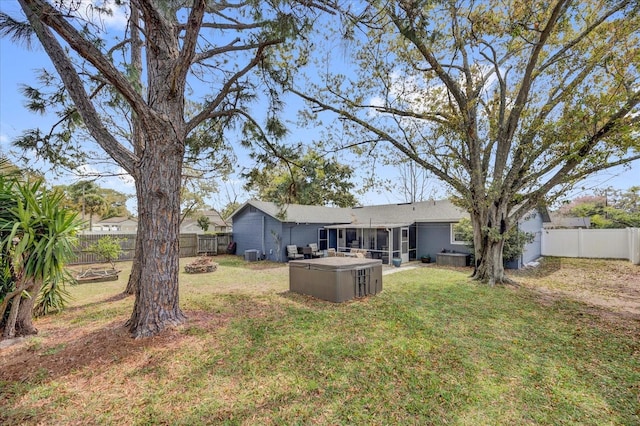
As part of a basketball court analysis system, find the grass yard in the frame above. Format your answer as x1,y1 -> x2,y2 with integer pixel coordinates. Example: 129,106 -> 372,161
1,256 -> 639,425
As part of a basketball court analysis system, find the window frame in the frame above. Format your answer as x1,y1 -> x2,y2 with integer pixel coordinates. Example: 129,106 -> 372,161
450,222 -> 468,245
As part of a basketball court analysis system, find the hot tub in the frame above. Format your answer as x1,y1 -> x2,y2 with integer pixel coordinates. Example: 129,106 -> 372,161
289,257 -> 383,302
436,252 -> 470,267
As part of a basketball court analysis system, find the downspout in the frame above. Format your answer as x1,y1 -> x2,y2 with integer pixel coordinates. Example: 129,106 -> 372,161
262,215 -> 265,260
387,228 -> 392,265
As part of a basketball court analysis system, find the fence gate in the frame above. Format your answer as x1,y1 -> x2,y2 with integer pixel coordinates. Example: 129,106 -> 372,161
197,235 -> 218,255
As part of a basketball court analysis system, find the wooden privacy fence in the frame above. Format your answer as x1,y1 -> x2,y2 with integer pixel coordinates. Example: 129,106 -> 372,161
71,233 -> 232,265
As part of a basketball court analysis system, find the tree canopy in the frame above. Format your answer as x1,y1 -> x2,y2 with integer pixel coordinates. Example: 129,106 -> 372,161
54,180 -> 132,227
289,0 -> 640,284
243,147 -> 358,207
1,0 -> 324,337
558,186 -> 640,228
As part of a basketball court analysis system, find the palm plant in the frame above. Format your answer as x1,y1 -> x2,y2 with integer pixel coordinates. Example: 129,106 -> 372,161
0,176 -> 83,338
0,161 -> 18,327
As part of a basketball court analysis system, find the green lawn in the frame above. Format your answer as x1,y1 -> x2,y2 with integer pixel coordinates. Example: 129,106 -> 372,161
1,257 -> 638,425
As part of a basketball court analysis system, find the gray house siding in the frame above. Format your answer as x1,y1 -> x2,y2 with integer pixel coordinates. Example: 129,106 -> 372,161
415,222 -> 471,258
506,211 -> 544,269
233,207 -> 262,255
261,216 -> 285,262
281,224 -> 323,247
234,205 -> 326,261
233,206 -> 284,260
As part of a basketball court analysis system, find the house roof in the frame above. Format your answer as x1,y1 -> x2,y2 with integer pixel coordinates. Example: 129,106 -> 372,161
181,210 -> 230,228
94,216 -> 137,225
545,212 -> 591,228
351,199 -> 468,223
233,200 -> 353,224
231,199 -> 468,225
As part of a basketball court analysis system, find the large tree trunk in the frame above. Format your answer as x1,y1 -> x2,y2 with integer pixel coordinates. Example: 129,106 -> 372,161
123,205 -> 143,296
2,293 -> 22,339
473,237 -> 507,286
125,121 -> 186,338
14,280 -> 41,336
470,204 -> 511,286
1,278 -> 39,339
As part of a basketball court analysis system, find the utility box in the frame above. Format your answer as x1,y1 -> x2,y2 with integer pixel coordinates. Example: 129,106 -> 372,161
289,257 -> 383,302
244,249 -> 259,262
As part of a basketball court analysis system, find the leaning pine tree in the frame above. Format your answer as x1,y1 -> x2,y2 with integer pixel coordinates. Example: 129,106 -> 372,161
1,1 -> 324,337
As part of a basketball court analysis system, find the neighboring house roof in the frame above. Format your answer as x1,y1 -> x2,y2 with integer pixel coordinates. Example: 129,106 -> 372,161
93,216 -> 137,225
545,212 -> 591,228
181,210 -> 231,232
537,206 -> 552,223
231,199 -> 468,226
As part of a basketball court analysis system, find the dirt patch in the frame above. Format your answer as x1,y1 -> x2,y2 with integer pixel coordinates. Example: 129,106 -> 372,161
0,310 -> 230,384
509,258 -> 640,331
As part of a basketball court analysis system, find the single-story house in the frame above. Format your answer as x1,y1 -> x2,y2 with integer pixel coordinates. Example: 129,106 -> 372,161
91,216 -> 138,232
231,199 -> 549,267
180,210 -> 232,234
544,212 -> 591,229
230,200 -> 354,262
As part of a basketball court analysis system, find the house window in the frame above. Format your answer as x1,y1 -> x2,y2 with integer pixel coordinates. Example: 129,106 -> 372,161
318,228 -> 328,250
450,222 -> 468,245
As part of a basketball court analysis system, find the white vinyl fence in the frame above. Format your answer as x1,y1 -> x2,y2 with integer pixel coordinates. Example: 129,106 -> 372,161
541,228 -> 640,265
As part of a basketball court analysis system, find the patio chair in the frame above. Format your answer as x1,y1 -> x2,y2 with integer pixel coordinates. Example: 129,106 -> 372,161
327,248 -> 336,257
350,248 -> 368,258
287,245 -> 304,260
308,243 -> 321,257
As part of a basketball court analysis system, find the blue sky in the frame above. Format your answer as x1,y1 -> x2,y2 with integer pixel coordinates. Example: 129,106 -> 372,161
1,1 -> 637,213
0,1 -> 408,210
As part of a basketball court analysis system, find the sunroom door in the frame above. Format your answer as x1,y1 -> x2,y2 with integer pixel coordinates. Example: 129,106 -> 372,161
401,227 -> 409,263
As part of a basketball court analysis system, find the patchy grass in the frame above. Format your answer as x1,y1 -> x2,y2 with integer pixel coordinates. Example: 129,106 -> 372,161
1,256 -> 638,425
510,257 -> 640,324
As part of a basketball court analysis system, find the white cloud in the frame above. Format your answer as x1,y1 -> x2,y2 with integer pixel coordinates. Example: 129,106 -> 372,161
76,163 -> 102,177
370,63 -> 500,113
73,164 -> 133,188
116,167 -> 134,187
62,0 -> 129,31
95,0 -> 129,29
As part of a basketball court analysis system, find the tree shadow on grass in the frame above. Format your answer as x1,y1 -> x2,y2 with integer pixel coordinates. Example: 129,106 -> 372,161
511,256 -> 562,279
64,292 -> 131,313
0,309 -> 231,386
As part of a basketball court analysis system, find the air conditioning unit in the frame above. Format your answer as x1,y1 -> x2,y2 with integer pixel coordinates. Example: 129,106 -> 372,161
244,249 -> 259,262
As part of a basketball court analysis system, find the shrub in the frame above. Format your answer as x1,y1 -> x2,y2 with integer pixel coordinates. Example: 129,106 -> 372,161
87,236 -> 123,269
453,218 -> 534,265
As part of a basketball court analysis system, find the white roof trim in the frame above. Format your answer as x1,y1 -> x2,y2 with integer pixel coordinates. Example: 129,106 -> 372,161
324,222 -> 413,229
